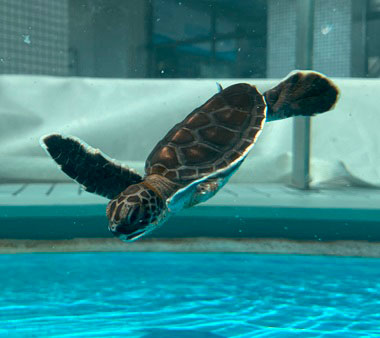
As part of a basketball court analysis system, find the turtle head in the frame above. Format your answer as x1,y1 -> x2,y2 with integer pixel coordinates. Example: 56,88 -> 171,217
106,183 -> 165,242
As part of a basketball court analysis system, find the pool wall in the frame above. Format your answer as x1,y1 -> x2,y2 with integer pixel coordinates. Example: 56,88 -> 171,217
1,182 -> 380,256
1,77 -> 380,256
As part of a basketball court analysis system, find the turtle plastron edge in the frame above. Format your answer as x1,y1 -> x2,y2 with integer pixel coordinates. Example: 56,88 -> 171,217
192,178 -> 220,204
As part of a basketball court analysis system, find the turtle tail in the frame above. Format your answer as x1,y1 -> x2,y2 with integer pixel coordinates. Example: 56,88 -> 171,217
264,70 -> 339,122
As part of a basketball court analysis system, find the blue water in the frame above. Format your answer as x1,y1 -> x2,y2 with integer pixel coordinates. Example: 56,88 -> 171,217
0,253 -> 379,337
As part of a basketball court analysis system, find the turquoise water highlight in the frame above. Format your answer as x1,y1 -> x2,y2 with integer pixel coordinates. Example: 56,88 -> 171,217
0,252 -> 379,337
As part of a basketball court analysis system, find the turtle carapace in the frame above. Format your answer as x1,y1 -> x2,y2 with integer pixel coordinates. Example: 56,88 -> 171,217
41,71 -> 339,242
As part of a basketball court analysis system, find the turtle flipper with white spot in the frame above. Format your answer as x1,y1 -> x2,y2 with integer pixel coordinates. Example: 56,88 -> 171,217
41,70 -> 339,242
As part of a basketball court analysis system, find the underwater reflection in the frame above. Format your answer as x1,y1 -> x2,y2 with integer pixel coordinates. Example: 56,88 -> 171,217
140,329 -> 225,338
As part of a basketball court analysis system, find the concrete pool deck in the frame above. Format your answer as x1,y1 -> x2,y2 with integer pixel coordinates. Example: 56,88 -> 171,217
1,238 -> 380,257
1,182 -> 380,256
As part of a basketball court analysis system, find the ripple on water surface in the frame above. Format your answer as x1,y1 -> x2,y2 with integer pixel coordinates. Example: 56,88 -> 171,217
0,253 -> 379,337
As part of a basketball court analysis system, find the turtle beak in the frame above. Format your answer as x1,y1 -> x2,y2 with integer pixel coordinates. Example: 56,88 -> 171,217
108,203 -> 155,242
123,229 -> 147,242
108,221 -> 149,242
113,226 -> 148,242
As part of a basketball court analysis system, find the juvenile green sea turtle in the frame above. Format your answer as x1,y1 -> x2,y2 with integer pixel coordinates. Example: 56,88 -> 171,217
41,71 -> 339,242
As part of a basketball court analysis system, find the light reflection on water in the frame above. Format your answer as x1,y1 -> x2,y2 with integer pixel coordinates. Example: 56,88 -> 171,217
0,252 -> 379,337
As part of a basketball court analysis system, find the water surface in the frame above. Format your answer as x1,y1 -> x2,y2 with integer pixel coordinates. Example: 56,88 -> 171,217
0,252 -> 379,337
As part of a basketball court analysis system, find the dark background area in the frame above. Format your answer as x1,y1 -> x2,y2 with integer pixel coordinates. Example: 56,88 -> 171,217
68,0 -> 267,78
0,0 -> 379,78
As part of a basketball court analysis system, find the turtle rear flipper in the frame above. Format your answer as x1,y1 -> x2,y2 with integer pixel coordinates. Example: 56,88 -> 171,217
40,134 -> 142,199
264,70 -> 339,121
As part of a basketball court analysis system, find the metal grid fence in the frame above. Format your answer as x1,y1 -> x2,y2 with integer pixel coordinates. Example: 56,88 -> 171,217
0,0 -> 69,76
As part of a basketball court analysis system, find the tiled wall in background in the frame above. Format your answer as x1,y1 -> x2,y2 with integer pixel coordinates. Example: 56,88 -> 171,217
267,0 -> 297,78
267,0 -> 352,78
313,0 -> 352,77
0,0 -> 69,76
0,0 -> 362,79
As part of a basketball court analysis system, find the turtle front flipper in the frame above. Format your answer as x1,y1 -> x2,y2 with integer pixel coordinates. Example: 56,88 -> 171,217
40,134 -> 142,199
264,70 -> 339,121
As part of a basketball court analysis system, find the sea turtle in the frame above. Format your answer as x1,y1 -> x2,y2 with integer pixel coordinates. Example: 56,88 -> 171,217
41,71 -> 339,242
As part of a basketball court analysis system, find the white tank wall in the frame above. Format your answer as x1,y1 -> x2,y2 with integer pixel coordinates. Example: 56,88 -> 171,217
0,75 -> 379,188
